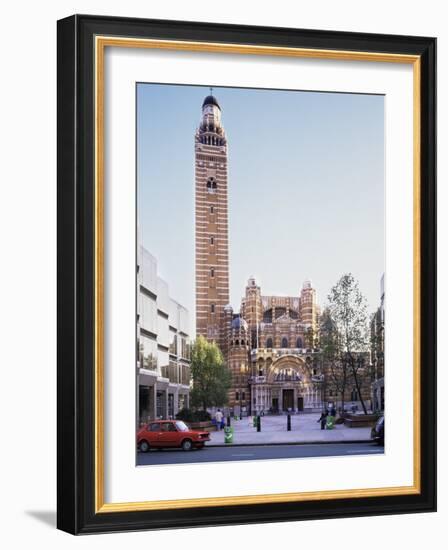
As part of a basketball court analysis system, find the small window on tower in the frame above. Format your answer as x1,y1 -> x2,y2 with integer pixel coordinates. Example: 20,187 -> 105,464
210,237 -> 214,245
206,177 -> 217,193
210,268 -> 215,278
211,304 -> 215,313
210,206 -> 214,214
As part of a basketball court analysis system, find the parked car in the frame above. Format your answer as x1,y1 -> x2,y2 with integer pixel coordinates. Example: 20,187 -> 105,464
137,420 -> 210,452
371,415 -> 385,445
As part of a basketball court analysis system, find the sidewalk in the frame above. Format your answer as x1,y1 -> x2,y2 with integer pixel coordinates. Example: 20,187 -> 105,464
208,413 -> 372,446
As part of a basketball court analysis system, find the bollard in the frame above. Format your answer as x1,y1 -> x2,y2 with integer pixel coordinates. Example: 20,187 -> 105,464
287,414 -> 291,431
227,416 -> 231,427
257,415 -> 261,432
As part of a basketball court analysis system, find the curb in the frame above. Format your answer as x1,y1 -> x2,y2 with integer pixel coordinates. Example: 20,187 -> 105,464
206,439 -> 372,448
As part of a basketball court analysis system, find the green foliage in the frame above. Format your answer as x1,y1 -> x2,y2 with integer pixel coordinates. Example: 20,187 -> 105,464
319,305 -> 349,405
175,408 -> 211,422
189,335 -> 231,410
327,273 -> 369,354
325,273 -> 370,414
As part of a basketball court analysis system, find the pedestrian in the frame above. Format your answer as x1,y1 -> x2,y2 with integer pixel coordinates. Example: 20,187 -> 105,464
330,405 -> 336,417
215,409 -> 223,430
317,410 -> 328,430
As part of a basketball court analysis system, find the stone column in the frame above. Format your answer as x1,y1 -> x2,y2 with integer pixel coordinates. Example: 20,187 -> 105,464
164,388 -> 169,419
152,384 -> 157,420
174,386 -> 179,417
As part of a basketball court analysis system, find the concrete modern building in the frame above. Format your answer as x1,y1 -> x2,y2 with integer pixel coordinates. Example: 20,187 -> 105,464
137,246 -> 191,426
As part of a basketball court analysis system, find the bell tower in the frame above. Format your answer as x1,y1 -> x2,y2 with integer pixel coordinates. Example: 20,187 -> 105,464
195,92 -> 229,353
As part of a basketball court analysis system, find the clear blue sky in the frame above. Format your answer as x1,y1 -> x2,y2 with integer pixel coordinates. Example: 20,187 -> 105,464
137,83 -> 384,335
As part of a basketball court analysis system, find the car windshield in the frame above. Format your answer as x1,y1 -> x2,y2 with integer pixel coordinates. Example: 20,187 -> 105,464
175,421 -> 189,432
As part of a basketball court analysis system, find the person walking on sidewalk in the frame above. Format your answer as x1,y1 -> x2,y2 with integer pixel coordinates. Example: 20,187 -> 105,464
215,409 -> 224,430
317,410 -> 328,430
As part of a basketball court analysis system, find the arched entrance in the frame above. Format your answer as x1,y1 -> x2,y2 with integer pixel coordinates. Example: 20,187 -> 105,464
264,355 -> 321,412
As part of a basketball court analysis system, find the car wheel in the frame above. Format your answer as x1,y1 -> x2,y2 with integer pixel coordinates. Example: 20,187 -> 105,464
139,440 -> 150,453
182,439 -> 193,451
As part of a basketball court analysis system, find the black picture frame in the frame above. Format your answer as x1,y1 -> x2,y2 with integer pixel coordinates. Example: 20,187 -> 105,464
57,14 -> 436,534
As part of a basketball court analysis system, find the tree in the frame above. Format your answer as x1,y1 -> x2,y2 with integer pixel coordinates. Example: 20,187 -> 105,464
327,274 -> 370,414
304,326 -> 316,349
319,307 -> 349,413
190,335 -> 231,411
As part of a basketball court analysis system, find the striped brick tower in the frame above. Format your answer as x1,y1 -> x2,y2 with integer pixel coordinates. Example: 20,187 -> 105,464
194,92 -> 229,354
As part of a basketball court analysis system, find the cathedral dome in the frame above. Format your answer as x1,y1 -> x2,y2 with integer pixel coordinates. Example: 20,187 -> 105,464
202,95 -> 221,109
231,316 -> 248,331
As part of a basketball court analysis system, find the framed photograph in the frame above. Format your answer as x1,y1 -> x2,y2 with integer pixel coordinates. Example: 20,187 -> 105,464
57,15 -> 436,534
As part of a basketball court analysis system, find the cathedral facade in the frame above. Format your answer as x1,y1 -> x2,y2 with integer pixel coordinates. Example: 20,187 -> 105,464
223,277 -> 325,415
194,92 -> 368,415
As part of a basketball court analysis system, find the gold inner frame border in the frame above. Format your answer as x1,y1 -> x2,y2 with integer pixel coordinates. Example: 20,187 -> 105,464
94,36 -> 421,513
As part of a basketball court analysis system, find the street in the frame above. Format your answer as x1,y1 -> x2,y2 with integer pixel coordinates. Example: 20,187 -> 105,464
137,441 -> 383,466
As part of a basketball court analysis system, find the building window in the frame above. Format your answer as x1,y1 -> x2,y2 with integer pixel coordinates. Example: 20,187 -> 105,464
211,303 -> 215,313
281,337 -> 289,348
266,337 -> 273,348
210,206 -> 215,214
242,392 -> 245,401
206,177 -> 217,192
235,391 -> 239,401
210,237 -> 214,245
210,268 -> 214,277
296,337 -> 303,348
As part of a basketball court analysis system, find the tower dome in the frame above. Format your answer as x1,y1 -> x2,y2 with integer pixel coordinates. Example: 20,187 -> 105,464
247,276 -> 258,287
202,95 -> 221,109
231,316 -> 248,331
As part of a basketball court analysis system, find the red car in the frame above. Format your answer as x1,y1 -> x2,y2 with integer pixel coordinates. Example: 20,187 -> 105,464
137,420 -> 210,452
